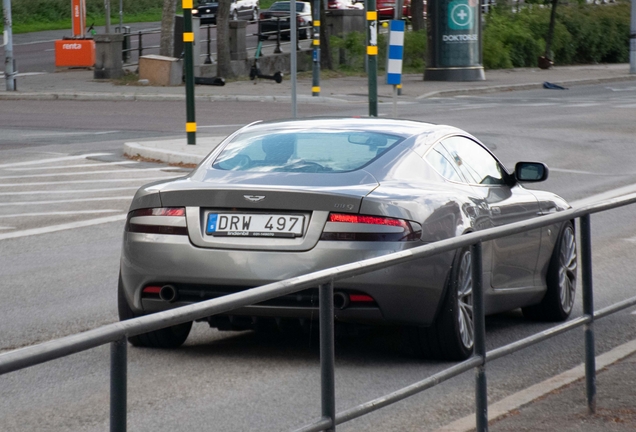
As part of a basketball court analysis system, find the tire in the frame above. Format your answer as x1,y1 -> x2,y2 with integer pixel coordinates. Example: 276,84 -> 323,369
300,29 -> 308,40
415,247 -> 474,361
522,221 -> 577,322
117,275 -> 192,348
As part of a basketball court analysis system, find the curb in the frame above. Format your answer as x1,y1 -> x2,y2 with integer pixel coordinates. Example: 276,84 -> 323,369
416,75 -> 636,99
3,75 -> 635,102
124,142 -> 207,166
0,91 -> 352,104
434,338 -> 636,432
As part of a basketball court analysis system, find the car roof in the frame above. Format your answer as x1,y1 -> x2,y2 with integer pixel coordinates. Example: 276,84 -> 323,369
238,118 -> 466,143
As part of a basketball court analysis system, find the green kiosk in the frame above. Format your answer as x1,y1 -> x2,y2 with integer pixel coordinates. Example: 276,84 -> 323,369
425,0 -> 485,81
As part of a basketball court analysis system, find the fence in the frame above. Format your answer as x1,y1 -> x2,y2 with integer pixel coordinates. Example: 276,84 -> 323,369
119,19 -> 311,67
2,191 -> 636,432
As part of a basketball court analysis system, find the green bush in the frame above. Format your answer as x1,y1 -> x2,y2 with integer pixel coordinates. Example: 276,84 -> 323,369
330,29 -> 423,73
483,2 -> 630,68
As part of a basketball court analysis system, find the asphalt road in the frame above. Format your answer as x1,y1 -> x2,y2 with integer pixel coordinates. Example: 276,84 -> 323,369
1,83 -> 636,431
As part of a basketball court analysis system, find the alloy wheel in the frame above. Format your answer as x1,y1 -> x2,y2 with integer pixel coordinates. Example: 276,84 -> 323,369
558,227 -> 577,314
457,251 -> 474,350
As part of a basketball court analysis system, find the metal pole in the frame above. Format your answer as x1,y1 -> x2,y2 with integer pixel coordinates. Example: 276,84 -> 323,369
110,337 -> 127,432
631,0 -> 636,73
183,0 -> 197,145
3,0 -> 16,91
119,0 -> 123,32
205,25 -> 212,64
580,215 -> 597,414
312,0 -> 320,96
367,0 -> 378,117
105,0 -> 111,33
290,0 -> 298,118
472,242 -> 488,432
319,282 -> 336,432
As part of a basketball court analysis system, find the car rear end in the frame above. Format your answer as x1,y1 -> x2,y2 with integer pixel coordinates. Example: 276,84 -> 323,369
120,121 -> 449,329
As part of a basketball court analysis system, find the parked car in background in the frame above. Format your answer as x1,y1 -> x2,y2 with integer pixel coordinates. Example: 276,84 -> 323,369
258,1 -> 312,40
119,118 -> 577,361
328,0 -> 364,9
192,0 -> 259,24
377,0 -> 426,20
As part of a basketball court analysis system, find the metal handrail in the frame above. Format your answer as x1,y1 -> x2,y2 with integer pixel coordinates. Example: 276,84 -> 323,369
2,191 -> 636,432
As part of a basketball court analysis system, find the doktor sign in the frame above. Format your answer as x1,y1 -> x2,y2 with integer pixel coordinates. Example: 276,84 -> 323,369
424,0 -> 485,81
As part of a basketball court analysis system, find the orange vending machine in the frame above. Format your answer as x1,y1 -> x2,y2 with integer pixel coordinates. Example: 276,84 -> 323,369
55,0 -> 95,68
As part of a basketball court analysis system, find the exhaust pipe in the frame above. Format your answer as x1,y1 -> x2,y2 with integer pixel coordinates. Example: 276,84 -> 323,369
333,292 -> 350,310
159,284 -> 178,303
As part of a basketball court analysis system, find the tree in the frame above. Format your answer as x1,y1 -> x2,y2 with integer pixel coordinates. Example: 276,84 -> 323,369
217,0 -> 233,77
411,0 -> 425,32
319,0 -> 333,70
160,0 -> 177,57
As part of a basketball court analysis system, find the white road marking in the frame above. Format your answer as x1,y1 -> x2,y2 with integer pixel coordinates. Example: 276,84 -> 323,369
0,167 -> 169,179
0,214 -> 127,241
19,131 -> 119,138
0,226 -> 14,231
0,153 -> 111,169
198,124 -> 246,128
562,103 -> 601,107
3,161 -> 139,171
0,72 -> 48,78
631,310 -> 636,315
607,87 -> 636,92
12,39 -> 58,46
0,210 -> 120,218
571,184 -> 636,208
550,167 -> 621,176
0,196 -> 133,207
0,176 -> 168,187
0,187 -> 139,196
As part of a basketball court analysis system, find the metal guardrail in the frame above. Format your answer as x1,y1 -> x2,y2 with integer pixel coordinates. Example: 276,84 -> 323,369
120,19 -> 310,67
2,191 -> 636,432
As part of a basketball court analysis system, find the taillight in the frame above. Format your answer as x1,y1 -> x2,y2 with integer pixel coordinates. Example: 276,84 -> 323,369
125,207 -> 188,235
320,213 -> 420,241
259,12 -> 265,19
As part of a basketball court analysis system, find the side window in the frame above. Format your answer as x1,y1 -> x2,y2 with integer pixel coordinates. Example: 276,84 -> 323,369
425,142 -> 464,183
440,136 -> 506,185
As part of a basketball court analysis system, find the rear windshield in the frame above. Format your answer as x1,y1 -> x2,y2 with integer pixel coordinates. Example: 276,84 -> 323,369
270,1 -> 306,11
211,129 -> 402,173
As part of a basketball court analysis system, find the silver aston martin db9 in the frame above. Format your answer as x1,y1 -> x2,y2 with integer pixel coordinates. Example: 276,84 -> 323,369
119,118 -> 577,360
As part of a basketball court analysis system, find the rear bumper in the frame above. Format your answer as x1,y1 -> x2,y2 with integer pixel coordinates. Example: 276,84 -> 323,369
120,232 -> 453,326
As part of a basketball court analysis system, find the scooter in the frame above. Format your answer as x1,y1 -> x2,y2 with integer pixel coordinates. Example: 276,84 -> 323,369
250,41 -> 283,84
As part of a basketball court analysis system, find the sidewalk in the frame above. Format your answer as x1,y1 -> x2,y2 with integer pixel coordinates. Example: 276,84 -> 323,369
1,62 -> 634,103
3,62 -> 636,430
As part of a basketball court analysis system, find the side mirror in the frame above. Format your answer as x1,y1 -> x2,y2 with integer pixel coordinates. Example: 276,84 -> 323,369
515,162 -> 549,183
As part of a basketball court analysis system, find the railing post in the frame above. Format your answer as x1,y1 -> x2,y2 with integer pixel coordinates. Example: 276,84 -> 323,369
471,242 -> 488,432
137,31 -> 143,63
275,18 -> 282,54
580,215 -> 596,414
205,25 -> 213,64
110,336 -> 127,432
319,282 -> 336,432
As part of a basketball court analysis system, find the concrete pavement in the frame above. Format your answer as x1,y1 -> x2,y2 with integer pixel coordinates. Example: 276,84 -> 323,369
3,61 -> 636,431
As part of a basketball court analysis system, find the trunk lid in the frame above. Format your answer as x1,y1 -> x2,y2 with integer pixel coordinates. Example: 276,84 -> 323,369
157,170 -> 379,251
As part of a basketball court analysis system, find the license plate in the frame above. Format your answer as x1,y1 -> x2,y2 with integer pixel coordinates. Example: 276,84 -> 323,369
206,213 -> 304,238
201,13 -> 215,17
